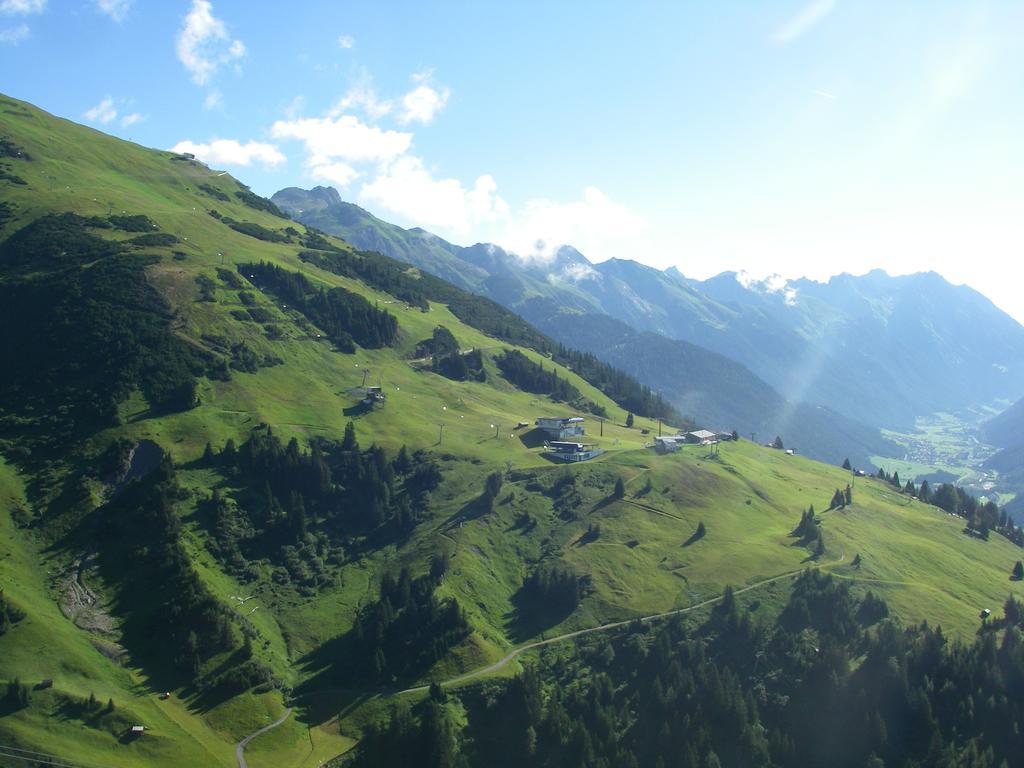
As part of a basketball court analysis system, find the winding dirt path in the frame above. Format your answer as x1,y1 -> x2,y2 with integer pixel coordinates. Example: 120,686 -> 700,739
234,552 -> 844,766
398,551 -> 844,695
236,707 -> 292,768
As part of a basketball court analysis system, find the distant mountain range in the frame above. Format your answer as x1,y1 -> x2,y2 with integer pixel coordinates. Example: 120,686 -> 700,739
273,186 -> 1024,462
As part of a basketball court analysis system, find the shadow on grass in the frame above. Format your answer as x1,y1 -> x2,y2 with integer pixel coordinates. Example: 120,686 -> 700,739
517,428 -> 547,449
504,587 -> 577,645
682,528 -> 705,547
342,401 -> 373,418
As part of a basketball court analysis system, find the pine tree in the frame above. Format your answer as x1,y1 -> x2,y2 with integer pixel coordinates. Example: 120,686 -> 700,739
842,458 -> 852,470
773,436 -> 785,450
919,479 -> 931,503
1013,561 -> 1023,581
625,412 -> 634,428
814,535 -> 826,558
341,420 -> 358,452
613,477 -> 625,499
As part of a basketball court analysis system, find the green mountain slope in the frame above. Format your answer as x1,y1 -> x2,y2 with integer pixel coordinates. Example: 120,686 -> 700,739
2,95 -> 1024,767
274,187 -> 1024,435
271,188 -> 895,467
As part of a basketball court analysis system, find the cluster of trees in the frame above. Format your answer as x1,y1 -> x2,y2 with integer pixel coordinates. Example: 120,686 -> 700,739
107,214 -> 158,232
234,187 -> 289,218
221,216 -> 290,243
360,571 -> 1024,768
349,562 -> 469,683
0,212 -> 116,270
427,326 -> 486,382
0,588 -> 26,635
355,698 -> 461,768
240,261 -> 398,352
197,183 -> 230,202
791,505 -> 825,556
299,245 -> 673,419
100,455 -> 240,679
1,216 -> 211,440
202,425 -> 443,584
496,349 -> 581,402
519,562 -> 582,618
827,485 -> 852,510
876,468 -> 1022,545
300,245 -> 432,311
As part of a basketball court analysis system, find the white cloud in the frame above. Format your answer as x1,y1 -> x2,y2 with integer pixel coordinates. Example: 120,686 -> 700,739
95,0 -> 130,21
0,22 -> 28,42
270,114 -> 411,165
337,33 -> 354,49
331,80 -> 392,120
121,112 -> 143,127
311,161 -> 360,188
737,272 -> 800,306
169,138 -> 286,168
0,0 -> 45,14
399,84 -> 450,125
497,187 -> 647,263
176,0 -> 245,87
813,89 -> 837,99
359,156 -> 508,235
84,96 -> 117,124
204,89 -> 223,110
772,0 -> 835,44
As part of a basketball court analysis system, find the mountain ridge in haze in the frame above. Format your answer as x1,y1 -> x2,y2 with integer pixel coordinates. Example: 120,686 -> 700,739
273,186 -> 1024,435
273,187 -> 899,465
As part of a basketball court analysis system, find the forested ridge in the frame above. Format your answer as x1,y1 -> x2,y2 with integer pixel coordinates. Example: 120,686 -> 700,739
356,572 -> 1024,768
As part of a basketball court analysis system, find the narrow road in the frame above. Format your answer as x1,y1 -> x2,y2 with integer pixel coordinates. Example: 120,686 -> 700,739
236,707 -> 292,768
398,552 -> 844,695
233,552 -> 845,765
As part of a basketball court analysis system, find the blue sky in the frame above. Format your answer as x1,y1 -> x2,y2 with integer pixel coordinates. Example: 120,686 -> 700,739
4,1 -> 1024,319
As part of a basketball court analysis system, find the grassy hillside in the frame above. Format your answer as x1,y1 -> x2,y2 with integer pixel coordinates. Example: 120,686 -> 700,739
2,94 -> 1023,767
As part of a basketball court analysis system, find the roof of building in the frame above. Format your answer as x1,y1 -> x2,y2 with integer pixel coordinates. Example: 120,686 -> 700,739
689,429 -> 717,440
537,416 -> 584,424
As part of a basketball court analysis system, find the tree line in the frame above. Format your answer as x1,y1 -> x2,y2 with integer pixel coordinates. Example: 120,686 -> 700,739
873,467 -> 1022,545
347,559 -> 469,684
298,242 -> 675,419
0,215 -> 212,444
201,424 -> 443,588
355,570 -> 1024,767
240,261 -> 398,352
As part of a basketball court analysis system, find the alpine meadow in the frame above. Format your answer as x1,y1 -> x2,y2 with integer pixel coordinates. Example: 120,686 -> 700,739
4,3 -> 1024,767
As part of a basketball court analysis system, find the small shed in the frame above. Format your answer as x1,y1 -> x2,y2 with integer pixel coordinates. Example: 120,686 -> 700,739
980,608 -> 992,620
654,435 -> 685,454
686,429 -> 717,444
